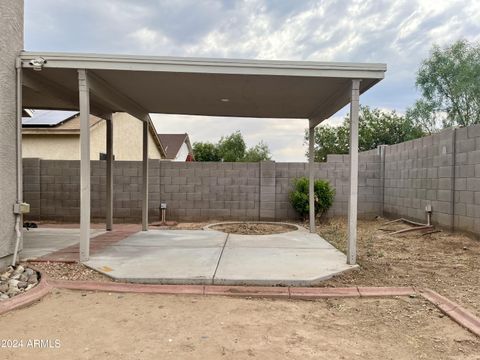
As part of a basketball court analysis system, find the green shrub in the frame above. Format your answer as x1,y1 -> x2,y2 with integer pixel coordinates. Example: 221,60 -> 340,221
289,177 -> 335,220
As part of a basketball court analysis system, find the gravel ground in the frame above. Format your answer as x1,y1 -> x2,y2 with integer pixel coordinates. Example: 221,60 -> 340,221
25,262 -> 111,282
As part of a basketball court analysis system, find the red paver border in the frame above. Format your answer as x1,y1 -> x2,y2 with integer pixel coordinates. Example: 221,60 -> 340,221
419,289 -> 480,337
204,285 -> 290,298
1,271 -> 479,338
0,274 -> 52,316
34,224 -> 141,262
48,280 -> 205,295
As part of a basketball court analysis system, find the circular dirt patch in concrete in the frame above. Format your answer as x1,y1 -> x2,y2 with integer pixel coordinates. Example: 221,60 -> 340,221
206,222 -> 300,235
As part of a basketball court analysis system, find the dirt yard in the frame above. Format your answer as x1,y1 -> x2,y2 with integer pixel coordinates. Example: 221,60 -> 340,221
0,289 -> 478,360
210,222 -> 297,235
26,217 -> 480,320
317,217 -> 480,319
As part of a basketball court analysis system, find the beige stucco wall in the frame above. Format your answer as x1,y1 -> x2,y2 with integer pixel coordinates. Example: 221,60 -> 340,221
22,113 -> 163,160
91,113 -> 162,160
23,134 -> 80,160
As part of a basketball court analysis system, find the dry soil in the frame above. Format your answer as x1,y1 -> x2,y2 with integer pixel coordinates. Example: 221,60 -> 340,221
318,217 -> 480,319
0,290 -> 479,360
210,222 -> 297,235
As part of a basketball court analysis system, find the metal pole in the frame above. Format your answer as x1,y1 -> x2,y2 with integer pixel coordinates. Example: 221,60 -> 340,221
142,121 -> 149,231
78,69 -> 91,261
106,114 -> 113,231
347,79 -> 361,265
308,120 -> 316,233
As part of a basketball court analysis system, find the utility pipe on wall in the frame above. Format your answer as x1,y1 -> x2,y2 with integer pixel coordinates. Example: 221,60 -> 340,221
12,58 -> 23,266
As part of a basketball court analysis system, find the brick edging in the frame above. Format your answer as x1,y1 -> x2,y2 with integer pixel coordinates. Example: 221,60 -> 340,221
1,275 -> 479,339
0,274 -> 51,316
419,288 -> 480,337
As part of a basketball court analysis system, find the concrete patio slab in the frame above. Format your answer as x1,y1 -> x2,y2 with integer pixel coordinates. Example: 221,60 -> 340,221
83,228 -> 355,286
214,247 -> 355,286
84,230 -> 227,284
102,229 -> 227,248
86,248 -> 224,284
21,228 -> 105,260
226,232 -> 338,249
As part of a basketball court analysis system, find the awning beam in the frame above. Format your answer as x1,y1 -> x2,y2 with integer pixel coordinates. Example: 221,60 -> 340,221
87,71 -> 150,122
23,71 -> 111,119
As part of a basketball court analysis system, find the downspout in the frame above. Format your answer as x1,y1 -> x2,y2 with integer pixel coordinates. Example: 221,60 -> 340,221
12,57 -> 23,266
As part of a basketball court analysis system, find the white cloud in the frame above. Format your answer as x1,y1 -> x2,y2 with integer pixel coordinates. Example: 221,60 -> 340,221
24,0 -> 480,161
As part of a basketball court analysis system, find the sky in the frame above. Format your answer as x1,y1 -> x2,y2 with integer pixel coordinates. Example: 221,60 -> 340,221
24,0 -> 480,161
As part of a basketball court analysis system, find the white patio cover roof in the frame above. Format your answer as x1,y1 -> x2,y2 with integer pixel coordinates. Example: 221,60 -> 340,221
18,51 -> 386,265
20,51 -> 386,121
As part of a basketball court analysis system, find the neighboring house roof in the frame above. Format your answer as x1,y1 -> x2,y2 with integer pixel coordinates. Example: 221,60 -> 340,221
22,110 -> 167,158
22,110 -> 103,134
157,133 -> 193,160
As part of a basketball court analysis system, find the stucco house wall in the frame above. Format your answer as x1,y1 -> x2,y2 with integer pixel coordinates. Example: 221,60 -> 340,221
0,0 -> 23,270
23,134 -> 81,160
22,112 -> 163,160
98,112 -> 163,160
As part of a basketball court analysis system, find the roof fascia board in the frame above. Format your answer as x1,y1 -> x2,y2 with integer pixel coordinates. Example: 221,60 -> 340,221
22,129 -> 80,135
20,52 -> 386,79
146,118 -> 167,158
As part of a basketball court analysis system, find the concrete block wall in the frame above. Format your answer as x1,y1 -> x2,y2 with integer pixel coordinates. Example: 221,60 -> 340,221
22,158 -> 41,219
157,161 -> 261,221
23,154 -> 381,223
21,122 -> 480,236
453,125 -> 480,234
383,129 -> 455,227
274,149 -> 383,220
383,124 -> 480,235
260,161 -> 276,220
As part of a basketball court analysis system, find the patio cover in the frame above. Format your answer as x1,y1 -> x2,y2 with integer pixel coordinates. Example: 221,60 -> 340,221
18,51 -> 386,264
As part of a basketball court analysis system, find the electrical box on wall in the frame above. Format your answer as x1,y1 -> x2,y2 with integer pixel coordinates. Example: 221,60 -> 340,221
13,202 -> 30,214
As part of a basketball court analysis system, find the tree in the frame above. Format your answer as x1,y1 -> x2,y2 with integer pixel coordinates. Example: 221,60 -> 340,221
192,142 -> 221,161
410,40 -> 480,128
193,131 -> 272,162
405,99 -> 440,135
243,141 -> 271,162
217,131 -> 246,162
308,124 -> 349,163
306,106 -> 425,162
